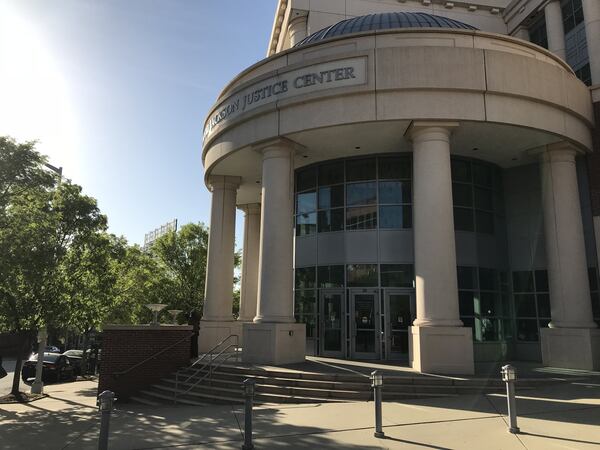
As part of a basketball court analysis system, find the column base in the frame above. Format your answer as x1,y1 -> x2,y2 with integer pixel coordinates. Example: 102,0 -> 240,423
409,326 -> 474,375
540,327 -> 600,370
198,320 -> 243,353
242,322 -> 306,365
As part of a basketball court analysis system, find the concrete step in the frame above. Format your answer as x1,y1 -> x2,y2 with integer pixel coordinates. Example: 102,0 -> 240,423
162,377 -> 369,401
151,382 -> 345,405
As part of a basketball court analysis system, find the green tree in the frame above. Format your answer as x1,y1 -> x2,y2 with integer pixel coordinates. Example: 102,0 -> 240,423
150,223 -> 209,318
0,137 -> 109,395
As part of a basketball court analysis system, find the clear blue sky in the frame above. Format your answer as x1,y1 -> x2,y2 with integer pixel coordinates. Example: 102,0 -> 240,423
0,0 -> 276,246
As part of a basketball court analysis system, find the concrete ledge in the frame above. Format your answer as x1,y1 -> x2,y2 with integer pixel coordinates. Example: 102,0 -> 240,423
103,324 -> 193,330
242,322 -> 306,365
540,327 -> 600,370
409,326 -> 475,375
198,320 -> 243,352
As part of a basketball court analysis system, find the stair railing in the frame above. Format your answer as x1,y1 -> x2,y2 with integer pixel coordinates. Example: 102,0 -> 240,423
174,334 -> 240,403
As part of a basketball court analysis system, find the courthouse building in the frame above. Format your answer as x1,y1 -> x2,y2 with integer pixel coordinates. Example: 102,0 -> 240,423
200,0 -> 600,373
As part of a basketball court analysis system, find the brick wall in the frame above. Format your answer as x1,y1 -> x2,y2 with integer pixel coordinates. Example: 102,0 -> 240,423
98,325 -> 193,401
587,101 -> 600,215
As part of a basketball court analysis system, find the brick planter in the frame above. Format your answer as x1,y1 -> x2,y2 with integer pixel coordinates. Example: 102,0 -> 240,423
98,325 -> 193,401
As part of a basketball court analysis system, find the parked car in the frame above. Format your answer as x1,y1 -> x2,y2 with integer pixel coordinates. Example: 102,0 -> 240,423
62,349 -> 84,376
45,345 -> 61,353
21,353 -> 76,383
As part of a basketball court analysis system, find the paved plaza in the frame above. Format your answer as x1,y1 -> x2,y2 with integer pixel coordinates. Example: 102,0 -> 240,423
0,374 -> 599,449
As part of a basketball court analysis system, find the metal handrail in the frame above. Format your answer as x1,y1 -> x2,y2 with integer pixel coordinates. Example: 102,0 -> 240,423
112,332 -> 195,378
174,334 -> 239,403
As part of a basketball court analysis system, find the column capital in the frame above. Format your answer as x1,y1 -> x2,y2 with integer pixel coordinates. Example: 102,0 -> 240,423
406,121 -> 459,142
252,137 -> 304,159
238,203 -> 261,215
533,142 -> 586,163
207,175 -> 241,192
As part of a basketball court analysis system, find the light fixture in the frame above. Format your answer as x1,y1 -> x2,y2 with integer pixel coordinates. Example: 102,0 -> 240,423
168,309 -> 183,324
145,304 -> 167,326
501,364 -> 517,382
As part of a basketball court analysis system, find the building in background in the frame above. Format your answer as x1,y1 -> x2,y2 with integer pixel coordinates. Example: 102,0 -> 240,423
200,0 -> 600,373
143,219 -> 178,251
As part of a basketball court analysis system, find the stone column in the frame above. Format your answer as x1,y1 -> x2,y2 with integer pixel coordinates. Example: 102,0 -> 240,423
242,138 -> 305,365
582,0 -> 600,84
408,122 -> 474,375
238,203 -> 261,322
539,143 -> 599,370
544,0 -> 567,60
288,11 -> 308,47
198,175 -> 242,352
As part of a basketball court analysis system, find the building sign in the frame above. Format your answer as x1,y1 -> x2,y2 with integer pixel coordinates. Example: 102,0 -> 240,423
143,219 -> 178,250
203,56 -> 367,142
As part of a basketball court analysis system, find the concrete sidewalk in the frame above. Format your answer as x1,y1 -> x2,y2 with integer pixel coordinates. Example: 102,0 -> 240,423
0,379 -> 599,449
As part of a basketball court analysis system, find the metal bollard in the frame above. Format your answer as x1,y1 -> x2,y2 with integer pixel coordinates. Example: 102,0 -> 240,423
97,390 -> 116,450
242,378 -> 256,450
371,370 -> 385,438
501,364 -> 520,434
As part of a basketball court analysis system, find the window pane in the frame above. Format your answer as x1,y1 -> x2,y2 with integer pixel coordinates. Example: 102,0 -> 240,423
473,163 -> 493,187
318,208 -> 344,233
474,187 -> 493,210
296,167 -> 316,191
346,182 -> 376,206
347,264 -> 378,287
516,319 -> 539,341
588,268 -> 598,292
378,156 -> 411,180
346,206 -> 377,230
296,191 -> 316,213
454,207 -> 474,231
478,268 -> 497,291
480,292 -> 502,316
295,267 -> 316,289
513,271 -> 534,292
381,264 -> 413,287
475,210 -> 494,234
536,294 -> 551,318
318,265 -> 345,288
346,158 -> 375,181
318,161 -> 344,186
318,185 -> 344,209
475,318 -> 501,342
379,205 -> 411,229
294,290 -> 316,315
515,294 -> 536,317
459,291 -> 475,316
457,266 -> 477,290
453,183 -> 472,207
591,292 -> 600,318
379,181 -> 411,204
535,270 -> 549,292
451,159 -> 471,183
296,213 -> 316,236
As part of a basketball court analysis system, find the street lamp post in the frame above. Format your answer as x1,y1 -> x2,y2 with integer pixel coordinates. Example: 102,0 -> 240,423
30,327 -> 48,394
501,364 -> 520,434
371,370 -> 385,438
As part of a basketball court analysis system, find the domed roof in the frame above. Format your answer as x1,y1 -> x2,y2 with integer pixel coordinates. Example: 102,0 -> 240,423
295,12 -> 478,47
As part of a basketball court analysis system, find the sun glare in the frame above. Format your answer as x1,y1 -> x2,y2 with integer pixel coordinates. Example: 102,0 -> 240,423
0,3 -> 79,176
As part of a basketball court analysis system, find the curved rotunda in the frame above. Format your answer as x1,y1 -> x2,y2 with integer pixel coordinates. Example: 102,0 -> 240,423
200,5 -> 600,374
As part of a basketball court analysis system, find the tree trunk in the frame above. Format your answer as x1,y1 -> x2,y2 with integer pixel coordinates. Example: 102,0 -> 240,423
80,331 -> 89,376
11,333 -> 30,396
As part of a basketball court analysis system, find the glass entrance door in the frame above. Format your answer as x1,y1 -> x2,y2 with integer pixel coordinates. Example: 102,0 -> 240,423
384,290 -> 415,360
350,290 -> 380,359
319,290 -> 345,358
